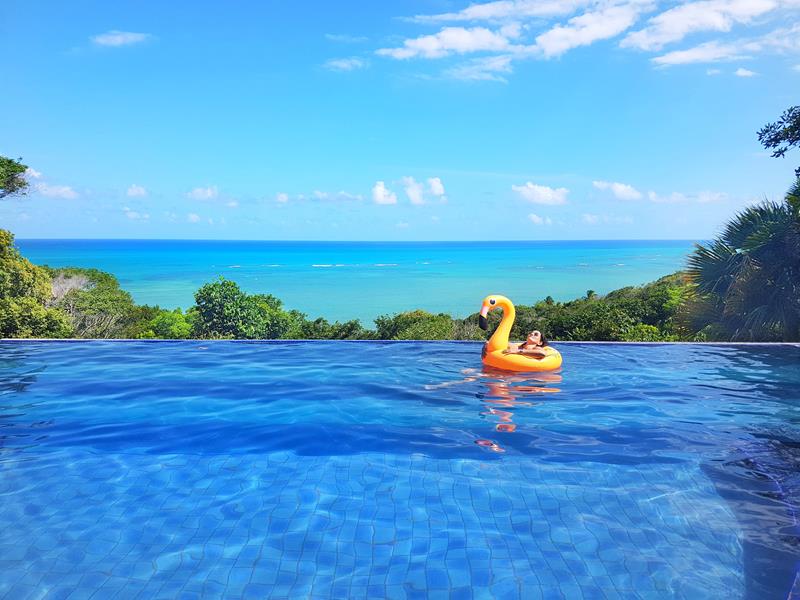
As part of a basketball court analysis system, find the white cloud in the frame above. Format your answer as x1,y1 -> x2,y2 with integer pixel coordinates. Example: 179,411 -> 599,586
123,207 -> 149,220
186,186 -> 218,200
91,30 -> 151,47
536,2 -> 651,58
794,64 -> 800,71
622,0 -> 780,52
593,180 -> 643,200
651,21 -> 800,66
402,176 -> 425,205
582,213 -> 634,224
25,167 -> 42,179
735,66 -> 756,76
226,200 -> 239,208
127,184 -> 147,197
413,0 -> 591,23
512,182 -> 569,205
647,189 -> 727,203
187,213 -> 201,223
428,177 -> 446,198
652,40 -> 747,64
648,190 -> 688,203
377,26 -> 515,59
582,213 -> 600,224
279,190 -> 363,203
445,55 -> 515,81
528,213 -> 553,225
707,67 -> 722,74
765,22 -> 800,52
372,181 -> 398,204
396,221 -> 410,229
35,183 -> 78,199
697,190 -> 727,202
331,191 -> 364,201
325,33 -> 368,43
378,1 -> 800,79
324,57 -> 368,71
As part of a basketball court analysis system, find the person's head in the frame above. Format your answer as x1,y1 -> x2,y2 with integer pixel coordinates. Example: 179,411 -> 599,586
527,330 -> 548,346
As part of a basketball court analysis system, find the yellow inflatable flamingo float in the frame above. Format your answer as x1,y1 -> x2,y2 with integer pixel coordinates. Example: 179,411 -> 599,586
478,294 -> 562,372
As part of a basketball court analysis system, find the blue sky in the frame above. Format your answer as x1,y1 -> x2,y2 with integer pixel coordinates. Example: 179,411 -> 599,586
1,0 -> 798,240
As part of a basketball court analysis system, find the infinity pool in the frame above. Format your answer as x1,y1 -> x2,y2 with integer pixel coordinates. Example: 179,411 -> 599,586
0,341 -> 798,599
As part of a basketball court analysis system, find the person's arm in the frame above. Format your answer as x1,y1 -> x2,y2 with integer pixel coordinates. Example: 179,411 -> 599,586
519,346 -> 547,358
502,343 -> 521,354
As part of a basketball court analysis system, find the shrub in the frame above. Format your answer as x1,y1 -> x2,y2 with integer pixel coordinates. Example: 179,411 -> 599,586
49,267 -> 141,338
374,310 -> 454,340
148,309 -> 193,339
293,316 -> 368,339
0,297 -> 72,338
192,278 -> 293,339
0,229 -> 72,338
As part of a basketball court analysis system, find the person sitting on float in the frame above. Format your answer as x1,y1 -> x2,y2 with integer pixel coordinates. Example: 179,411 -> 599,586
503,330 -> 549,358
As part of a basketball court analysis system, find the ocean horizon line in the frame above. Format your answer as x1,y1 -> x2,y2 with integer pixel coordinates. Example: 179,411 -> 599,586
16,237 -> 700,243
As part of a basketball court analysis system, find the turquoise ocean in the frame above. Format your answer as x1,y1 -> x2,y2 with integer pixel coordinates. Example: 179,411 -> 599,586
17,240 -> 695,323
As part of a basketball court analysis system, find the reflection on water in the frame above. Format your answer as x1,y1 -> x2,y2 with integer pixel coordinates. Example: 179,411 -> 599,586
478,370 -> 562,452
427,367 -> 563,453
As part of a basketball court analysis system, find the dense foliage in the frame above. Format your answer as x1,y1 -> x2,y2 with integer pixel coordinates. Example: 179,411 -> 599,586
0,230 -> 72,337
191,278 -> 295,339
375,310 -> 455,340
687,179 -> 800,341
454,274 -> 692,342
47,267 -> 158,338
190,278 -> 366,340
0,156 -> 29,199
758,106 -> 800,177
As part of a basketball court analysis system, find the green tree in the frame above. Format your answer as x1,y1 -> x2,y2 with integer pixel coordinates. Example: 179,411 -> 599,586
687,180 -> 800,341
758,106 -> 800,177
374,309 -> 454,340
293,316 -> 367,339
192,277 -> 293,339
0,156 -> 29,199
49,267 -> 143,338
149,309 -> 192,339
0,229 -> 72,337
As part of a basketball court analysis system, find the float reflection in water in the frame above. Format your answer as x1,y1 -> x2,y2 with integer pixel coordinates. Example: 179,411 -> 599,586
427,367 -> 563,453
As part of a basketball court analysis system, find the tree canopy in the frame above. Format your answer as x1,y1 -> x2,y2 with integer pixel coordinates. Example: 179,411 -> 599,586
0,229 -> 72,337
0,156 -> 29,199
687,180 -> 800,341
758,105 -> 800,177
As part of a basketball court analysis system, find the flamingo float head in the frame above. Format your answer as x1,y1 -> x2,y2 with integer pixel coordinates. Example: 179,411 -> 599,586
479,294 -> 512,330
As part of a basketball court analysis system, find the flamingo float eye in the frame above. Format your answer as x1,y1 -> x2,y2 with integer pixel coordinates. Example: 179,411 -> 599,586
490,299 -> 496,305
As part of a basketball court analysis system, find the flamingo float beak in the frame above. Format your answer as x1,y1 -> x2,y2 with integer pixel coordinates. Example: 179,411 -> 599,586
479,305 -> 489,330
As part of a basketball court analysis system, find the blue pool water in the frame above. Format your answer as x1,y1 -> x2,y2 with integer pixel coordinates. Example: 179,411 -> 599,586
15,239 -> 694,322
1,341 -> 799,599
